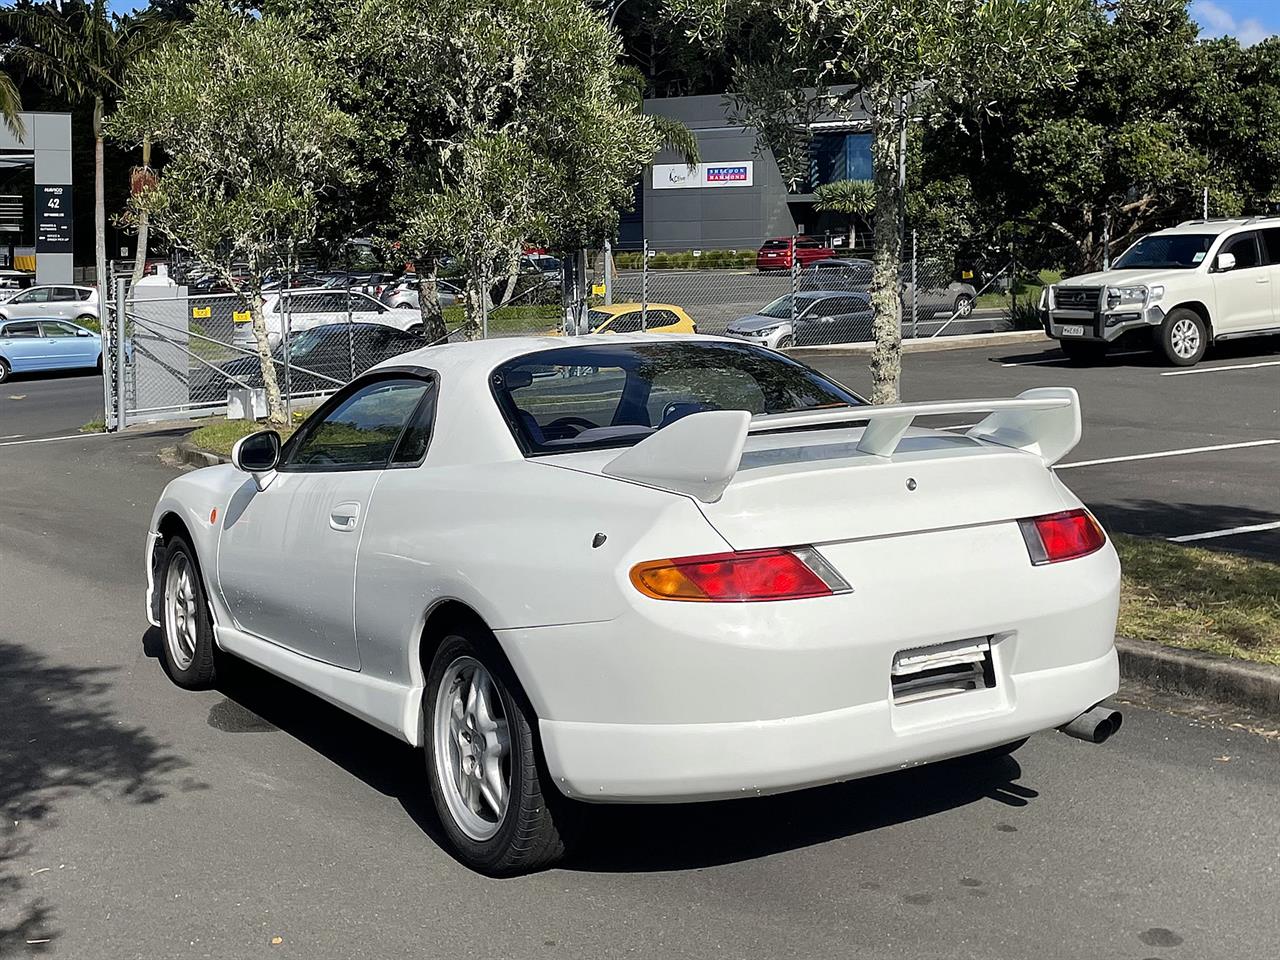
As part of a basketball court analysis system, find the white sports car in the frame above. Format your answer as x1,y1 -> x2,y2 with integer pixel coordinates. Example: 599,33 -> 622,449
145,335 -> 1122,874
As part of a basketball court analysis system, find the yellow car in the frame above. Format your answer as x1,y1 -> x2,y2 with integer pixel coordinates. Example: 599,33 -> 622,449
587,303 -> 697,334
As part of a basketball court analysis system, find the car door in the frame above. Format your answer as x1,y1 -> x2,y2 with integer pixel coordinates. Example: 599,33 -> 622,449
0,320 -> 47,370
1211,231 -> 1270,333
50,288 -> 82,321
39,320 -> 99,370
216,375 -> 434,668
1,287 -> 51,319
1259,228 -> 1280,330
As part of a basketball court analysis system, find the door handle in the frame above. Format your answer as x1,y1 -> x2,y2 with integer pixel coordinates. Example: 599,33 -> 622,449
1256,277 -> 1270,283
329,502 -> 360,532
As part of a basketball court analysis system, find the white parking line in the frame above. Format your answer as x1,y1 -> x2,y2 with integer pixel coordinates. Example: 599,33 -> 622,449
1161,359 -> 1280,377
0,432 -> 107,448
1169,520 -> 1280,543
0,434 -> 22,440
1055,438 -> 1280,469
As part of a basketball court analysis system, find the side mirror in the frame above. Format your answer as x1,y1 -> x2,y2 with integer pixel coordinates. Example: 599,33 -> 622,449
76,328 -> 92,337
231,430 -> 281,486
1215,252 -> 1237,272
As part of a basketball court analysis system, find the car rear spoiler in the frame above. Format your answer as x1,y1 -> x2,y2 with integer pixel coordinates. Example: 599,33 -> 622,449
602,387 -> 1080,503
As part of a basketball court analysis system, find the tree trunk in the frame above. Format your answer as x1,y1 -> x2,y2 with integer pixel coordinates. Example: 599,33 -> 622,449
462,270 -> 487,340
130,137 -> 152,289
848,218 -> 857,253
497,244 -> 522,307
417,258 -> 447,344
93,96 -> 107,297
868,97 -> 905,404
245,278 -> 286,425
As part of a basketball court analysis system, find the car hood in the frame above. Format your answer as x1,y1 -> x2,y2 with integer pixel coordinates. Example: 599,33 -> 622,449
728,313 -> 791,332
1057,269 -> 1187,288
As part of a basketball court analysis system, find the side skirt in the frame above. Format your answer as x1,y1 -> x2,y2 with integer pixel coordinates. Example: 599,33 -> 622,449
214,625 -> 424,746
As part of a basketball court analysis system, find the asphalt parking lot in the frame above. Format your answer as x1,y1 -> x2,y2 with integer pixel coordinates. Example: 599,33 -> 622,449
1,334 -> 1278,958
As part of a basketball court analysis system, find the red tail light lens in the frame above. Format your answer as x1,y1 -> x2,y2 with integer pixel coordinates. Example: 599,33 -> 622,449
1019,509 -> 1106,565
631,547 -> 849,602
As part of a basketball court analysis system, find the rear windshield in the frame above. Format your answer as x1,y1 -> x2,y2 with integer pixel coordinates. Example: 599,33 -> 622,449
492,341 -> 863,455
1113,233 -> 1215,269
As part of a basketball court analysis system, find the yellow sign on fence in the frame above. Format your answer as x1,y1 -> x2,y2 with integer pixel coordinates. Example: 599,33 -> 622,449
191,306 -> 212,319
233,310 -> 251,324
591,283 -> 606,297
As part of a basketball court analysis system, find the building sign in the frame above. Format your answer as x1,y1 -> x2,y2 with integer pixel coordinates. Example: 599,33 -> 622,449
652,161 -> 755,190
35,185 -> 73,253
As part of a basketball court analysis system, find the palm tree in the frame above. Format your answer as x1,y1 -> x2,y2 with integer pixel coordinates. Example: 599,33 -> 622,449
815,178 -> 876,253
0,70 -> 22,137
2,0 -> 172,294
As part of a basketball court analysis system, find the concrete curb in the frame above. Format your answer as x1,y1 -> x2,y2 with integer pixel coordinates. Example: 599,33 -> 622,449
1117,636 -> 1280,720
789,329 -> 1049,357
174,440 -> 227,468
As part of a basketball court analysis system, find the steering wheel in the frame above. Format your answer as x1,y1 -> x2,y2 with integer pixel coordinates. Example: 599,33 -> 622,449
543,416 -> 597,438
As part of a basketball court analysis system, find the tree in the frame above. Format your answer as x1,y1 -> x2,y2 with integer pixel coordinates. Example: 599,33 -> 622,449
0,70 -> 21,136
815,179 -> 876,251
2,0 -> 172,296
670,0 -> 1088,402
108,1 -> 354,425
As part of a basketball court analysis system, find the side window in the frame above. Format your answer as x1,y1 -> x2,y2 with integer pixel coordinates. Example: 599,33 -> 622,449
1222,232 -> 1261,270
284,377 -> 431,470
41,321 -> 78,337
4,321 -> 42,337
52,287 -> 79,302
609,312 -> 643,333
1261,228 -> 1280,265
12,288 -> 49,304
390,384 -> 437,465
79,288 -> 94,301
646,310 -> 679,327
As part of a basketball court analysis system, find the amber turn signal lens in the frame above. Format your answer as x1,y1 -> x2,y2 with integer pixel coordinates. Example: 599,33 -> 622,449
630,548 -> 846,602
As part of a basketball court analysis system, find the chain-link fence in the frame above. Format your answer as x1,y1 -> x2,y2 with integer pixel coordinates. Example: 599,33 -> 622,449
594,237 -> 1017,348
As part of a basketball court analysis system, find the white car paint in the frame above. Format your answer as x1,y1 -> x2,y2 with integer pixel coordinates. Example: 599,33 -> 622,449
146,334 -> 1119,807
232,288 -> 417,348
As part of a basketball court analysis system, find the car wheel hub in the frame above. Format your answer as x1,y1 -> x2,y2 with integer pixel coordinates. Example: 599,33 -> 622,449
163,553 -> 198,670
434,655 -> 511,841
1171,318 -> 1200,358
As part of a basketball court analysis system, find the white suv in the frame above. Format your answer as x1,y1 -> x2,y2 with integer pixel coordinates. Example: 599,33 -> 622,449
1042,217 -> 1280,366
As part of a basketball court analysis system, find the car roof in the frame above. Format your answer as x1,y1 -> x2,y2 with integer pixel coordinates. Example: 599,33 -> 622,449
794,289 -> 870,300
1160,216 -> 1280,236
591,302 -> 683,314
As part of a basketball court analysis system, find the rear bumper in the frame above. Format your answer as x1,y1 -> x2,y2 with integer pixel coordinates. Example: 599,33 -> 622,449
540,647 -> 1117,802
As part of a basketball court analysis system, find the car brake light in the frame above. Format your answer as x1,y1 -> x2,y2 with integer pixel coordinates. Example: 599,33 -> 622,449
1018,509 -> 1106,565
630,547 -> 850,602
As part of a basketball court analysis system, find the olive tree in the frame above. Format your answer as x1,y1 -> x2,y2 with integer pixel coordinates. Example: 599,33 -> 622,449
670,0 -> 1089,402
108,2 -> 353,425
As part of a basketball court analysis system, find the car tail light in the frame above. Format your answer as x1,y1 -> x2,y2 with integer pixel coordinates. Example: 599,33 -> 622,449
1018,509 -> 1106,565
630,547 -> 850,602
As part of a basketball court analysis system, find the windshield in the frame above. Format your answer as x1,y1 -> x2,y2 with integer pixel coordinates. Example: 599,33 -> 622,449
1113,233 -> 1215,270
492,341 -> 863,455
756,295 -> 793,319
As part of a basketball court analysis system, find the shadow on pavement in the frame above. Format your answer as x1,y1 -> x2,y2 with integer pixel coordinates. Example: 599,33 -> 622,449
1090,499 -> 1280,561
994,332 -> 1280,368
0,639 -> 193,954
199,648 -> 1038,875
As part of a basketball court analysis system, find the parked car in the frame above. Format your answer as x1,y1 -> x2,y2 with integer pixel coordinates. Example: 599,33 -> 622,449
191,322 -> 427,404
231,288 -> 415,349
725,290 -> 874,348
0,284 -> 100,324
521,254 -> 563,284
0,269 -> 36,297
756,237 -> 836,271
586,303 -> 696,334
146,335 -> 1120,874
1043,216 -> 1280,366
0,317 -> 101,383
801,259 -> 978,319
381,276 -> 463,311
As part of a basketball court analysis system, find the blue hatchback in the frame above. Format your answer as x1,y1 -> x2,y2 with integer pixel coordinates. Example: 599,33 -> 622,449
0,317 -> 102,384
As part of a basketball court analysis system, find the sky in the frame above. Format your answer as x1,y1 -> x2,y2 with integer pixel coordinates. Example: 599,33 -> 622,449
103,0 -> 1279,44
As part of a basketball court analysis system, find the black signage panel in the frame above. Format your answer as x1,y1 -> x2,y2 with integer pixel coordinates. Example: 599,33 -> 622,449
35,184 -> 73,253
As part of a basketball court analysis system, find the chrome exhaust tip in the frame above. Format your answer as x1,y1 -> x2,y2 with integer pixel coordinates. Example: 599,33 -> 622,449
1059,705 -> 1123,744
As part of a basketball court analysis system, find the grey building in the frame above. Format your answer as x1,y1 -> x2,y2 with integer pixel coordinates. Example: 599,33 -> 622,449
0,112 -> 74,284
628,92 -> 873,252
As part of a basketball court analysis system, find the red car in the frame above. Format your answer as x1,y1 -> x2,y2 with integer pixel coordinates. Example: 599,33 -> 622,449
756,237 -> 836,271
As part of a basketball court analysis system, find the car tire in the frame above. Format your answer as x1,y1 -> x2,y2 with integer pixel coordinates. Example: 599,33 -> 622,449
1159,308 -> 1208,366
95,353 -> 103,373
158,535 -> 218,689
953,294 -> 974,318
425,629 -> 568,875
1060,340 -> 1107,365
777,334 -> 794,349
0,358 -> 9,384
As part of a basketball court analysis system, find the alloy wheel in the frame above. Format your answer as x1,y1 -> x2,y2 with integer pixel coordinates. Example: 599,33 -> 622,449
433,656 -> 511,841
1171,317 -> 1200,359
163,552 -> 199,671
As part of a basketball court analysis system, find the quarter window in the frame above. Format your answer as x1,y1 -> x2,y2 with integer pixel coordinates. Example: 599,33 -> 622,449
284,377 -> 431,470
1260,228 -> 1280,265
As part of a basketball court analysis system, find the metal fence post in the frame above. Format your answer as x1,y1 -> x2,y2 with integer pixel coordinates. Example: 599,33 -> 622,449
346,287 -> 355,382
603,239 -> 613,306
911,230 -> 919,339
101,294 -> 115,432
641,238 -> 649,332
283,277 -> 292,423
481,278 -> 489,339
115,276 -> 128,430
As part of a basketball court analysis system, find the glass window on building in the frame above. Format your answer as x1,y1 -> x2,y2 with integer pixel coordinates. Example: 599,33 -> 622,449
810,133 -> 874,189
